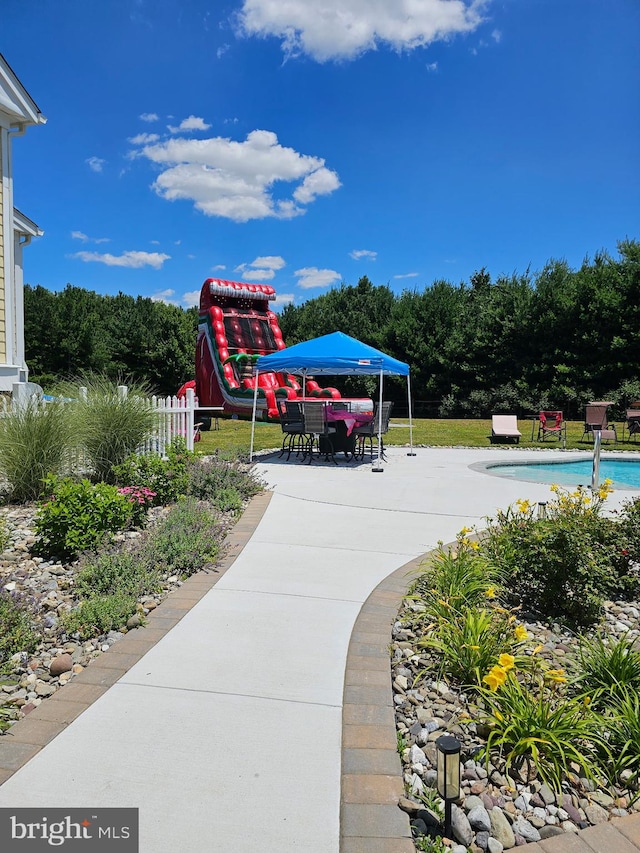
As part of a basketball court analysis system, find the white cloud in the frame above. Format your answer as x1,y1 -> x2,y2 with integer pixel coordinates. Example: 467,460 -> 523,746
181,290 -> 201,308
212,264 -> 227,271
140,112 -> 159,122
294,267 -> 341,289
249,256 -> 286,270
349,249 -> 377,261
168,115 -> 212,134
293,166 -> 341,203
71,250 -> 170,269
238,267 -> 275,281
129,132 -> 160,145
273,292 -> 295,307
134,129 -> 340,222
71,231 -> 110,244
235,255 -> 286,280
151,289 -> 179,306
238,0 -> 485,62
393,272 -> 419,279
86,156 -> 106,173
426,61 -> 438,72
491,28 -> 502,42
217,44 -> 230,58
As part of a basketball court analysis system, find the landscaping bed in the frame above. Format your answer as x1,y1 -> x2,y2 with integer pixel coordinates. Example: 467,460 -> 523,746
394,484 -> 640,852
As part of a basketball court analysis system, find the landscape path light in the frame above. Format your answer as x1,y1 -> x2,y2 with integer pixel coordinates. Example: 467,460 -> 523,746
436,733 -> 461,840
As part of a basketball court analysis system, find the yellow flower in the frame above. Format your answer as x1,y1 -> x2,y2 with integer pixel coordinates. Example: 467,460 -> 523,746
514,625 -> 528,642
469,540 -> 480,551
583,696 -> 591,706
546,668 -> 567,684
469,645 -> 481,651
583,497 -> 591,505
485,586 -> 496,598
459,526 -> 472,536
532,643 -> 544,655
550,484 -> 560,493
494,710 -> 503,721
498,653 -> 515,671
488,665 -> 508,686
483,672 -> 500,691
515,499 -> 531,513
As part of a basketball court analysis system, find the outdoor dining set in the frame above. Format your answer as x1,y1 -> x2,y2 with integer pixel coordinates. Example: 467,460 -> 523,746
278,399 -> 393,464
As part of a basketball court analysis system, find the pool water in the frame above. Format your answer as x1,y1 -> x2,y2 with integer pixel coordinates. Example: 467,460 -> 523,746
489,458 -> 640,489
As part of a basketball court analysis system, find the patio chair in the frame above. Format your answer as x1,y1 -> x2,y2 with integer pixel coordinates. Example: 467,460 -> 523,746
582,404 -> 617,443
623,409 -> 640,443
490,414 -> 521,444
537,410 -> 566,442
302,401 -> 338,463
278,400 -> 308,460
353,401 -> 393,461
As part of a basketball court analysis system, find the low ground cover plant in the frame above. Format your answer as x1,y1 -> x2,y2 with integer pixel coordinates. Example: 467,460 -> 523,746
0,590 -> 39,675
186,455 -> 264,511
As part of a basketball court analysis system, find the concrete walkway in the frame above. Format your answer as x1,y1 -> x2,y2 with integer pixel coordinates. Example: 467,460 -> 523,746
0,447 -> 639,852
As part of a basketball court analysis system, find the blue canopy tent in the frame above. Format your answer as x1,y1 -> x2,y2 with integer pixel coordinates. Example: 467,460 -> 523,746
249,331 -> 413,469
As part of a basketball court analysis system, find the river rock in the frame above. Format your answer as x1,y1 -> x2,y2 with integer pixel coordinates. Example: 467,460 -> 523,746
511,817 -> 541,842
451,803 -> 474,847
468,805 -> 492,832
585,803 -> 609,825
49,654 -> 73,676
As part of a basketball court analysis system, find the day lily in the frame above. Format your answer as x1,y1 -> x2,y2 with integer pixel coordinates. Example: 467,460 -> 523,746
514,625 -> 528,642
498,653 -> 515,671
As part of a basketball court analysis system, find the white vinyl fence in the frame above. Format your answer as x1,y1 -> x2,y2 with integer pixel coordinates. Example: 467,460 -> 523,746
6,382 -> 199,456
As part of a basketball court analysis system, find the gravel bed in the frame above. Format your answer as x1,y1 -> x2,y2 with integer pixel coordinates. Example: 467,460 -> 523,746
0,500 -> 233,726
393,598 -> 640,851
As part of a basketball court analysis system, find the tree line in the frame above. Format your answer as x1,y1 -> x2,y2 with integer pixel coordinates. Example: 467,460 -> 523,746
24,239 -> 640,417
24,285 -> 197,396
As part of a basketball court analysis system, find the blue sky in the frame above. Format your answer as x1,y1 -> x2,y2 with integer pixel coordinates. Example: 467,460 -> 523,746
4,0 -> 639,310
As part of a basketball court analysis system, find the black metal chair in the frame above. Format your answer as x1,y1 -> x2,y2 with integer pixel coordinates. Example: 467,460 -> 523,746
354,401 -> 393,461
278,400 -> 308,460
302,401 -> 338,463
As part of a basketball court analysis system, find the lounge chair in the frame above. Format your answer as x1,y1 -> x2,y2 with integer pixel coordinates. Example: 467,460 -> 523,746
537,410 -> 566,442
490,415 -> 521,444
582,404 -> 617,443
623,409 -> 640,442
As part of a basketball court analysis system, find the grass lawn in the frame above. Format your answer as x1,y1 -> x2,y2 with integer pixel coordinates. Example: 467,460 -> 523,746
196,417 -> 640,457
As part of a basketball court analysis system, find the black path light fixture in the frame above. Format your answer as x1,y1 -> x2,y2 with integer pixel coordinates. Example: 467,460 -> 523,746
436,733 -> 461,839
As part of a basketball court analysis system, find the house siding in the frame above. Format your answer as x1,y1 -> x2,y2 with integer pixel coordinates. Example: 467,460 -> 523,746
0,141 -> 5,364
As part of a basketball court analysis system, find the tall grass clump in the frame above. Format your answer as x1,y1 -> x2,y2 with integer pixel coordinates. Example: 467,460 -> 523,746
0,398 -> 72,501
65,375 -> 157,483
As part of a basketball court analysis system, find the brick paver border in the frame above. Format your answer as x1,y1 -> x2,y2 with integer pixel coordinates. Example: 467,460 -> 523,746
0,491 -> 272,785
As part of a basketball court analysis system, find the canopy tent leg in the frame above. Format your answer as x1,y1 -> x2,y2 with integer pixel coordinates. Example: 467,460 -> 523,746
407,372 -> 415,456
249,371 -> 259,462
372,367 -> 384,472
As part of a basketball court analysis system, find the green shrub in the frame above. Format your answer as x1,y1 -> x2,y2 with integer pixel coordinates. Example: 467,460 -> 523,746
34,476 -> 133,559
64,374 -> 157,483
0,590 -> 39,674
139,497 -> 222,578
63,592 -> 138,638
0,398 -> 73,502
112,442 -> 192,505
74,550 -> 162,599
480,485 -> 640,628
186,456 -> 263,504
572,633 -> 640,708
117,486 -> 156,527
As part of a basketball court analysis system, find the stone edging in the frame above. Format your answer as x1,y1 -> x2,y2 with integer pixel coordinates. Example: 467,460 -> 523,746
340,552 -> 425,853
0,491 -> 273,787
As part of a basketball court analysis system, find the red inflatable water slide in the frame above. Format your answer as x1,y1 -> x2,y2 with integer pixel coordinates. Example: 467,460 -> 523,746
178,278 -> 344,422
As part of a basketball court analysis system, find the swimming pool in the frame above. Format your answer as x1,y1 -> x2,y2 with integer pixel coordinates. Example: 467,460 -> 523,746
486,457 -> 640,489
